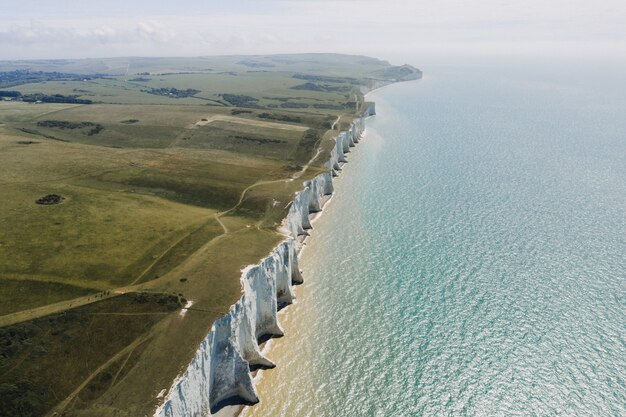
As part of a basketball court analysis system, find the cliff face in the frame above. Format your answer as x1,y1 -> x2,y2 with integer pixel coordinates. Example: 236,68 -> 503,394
155,104 -> 373,417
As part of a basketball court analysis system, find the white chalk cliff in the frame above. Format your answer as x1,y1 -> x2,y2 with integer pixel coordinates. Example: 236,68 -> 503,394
155,104 -> 375,417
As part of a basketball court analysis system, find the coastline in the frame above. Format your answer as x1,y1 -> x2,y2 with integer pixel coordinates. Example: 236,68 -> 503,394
238,127 -> 368,416
154,104 -> 375,417
238,79 -> 420,416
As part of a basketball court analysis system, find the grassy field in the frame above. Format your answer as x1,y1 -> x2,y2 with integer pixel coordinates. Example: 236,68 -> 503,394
0,54 -> 421,417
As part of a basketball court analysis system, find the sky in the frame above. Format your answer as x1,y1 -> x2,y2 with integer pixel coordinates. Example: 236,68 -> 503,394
1,0 -> 625,65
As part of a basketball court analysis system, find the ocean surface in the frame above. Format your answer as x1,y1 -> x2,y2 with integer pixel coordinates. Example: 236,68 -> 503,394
243,64 -> 626,416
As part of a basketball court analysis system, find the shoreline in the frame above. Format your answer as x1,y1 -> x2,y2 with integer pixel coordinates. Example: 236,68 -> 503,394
237,128 -> 366,416
241,115 -> 373,417
238,79 -> 422,416
237,132 -> 370,417
154,105 -> 374,417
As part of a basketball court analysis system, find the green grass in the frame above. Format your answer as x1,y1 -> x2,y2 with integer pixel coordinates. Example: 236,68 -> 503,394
0,293 -> 181,417
2,72 -> 356,110
0,279 -> 94,316
91,149 -> 293,209
0,53 -> 421,417
0,101 -> 79,123
134,219 -> 224,284
180,120 -> 304,158
0,182 -> 215,288
0,135 -> 222,290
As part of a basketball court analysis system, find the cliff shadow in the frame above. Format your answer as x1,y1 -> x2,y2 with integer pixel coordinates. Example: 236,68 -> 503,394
211,395 -> 258,415
257,332 -> 284,345
277,301 -> 292,311
248,362 -> 275,372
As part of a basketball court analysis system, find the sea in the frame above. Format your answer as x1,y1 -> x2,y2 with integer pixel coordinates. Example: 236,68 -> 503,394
242,63 -> 626,416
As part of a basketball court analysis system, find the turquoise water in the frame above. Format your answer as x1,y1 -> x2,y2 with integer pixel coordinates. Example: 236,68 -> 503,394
247,65 -> 626,416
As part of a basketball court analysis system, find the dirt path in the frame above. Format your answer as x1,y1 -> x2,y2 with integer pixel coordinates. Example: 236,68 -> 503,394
109,349 -> 133,387
293,148 -> 322,179
214,213 -> 229,234
130,218 -> 218,285
190,114 -> 309,131
88,312 -> 170,316
215,145 -> 323,222
0,291 -> 129,328
46,332 -> 151,417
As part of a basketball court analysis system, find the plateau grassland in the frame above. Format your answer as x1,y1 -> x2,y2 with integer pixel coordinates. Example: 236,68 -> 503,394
0,54 -> 420,417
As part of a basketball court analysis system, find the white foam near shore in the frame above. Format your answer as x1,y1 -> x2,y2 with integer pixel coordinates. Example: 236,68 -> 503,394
154,104 -> 375,417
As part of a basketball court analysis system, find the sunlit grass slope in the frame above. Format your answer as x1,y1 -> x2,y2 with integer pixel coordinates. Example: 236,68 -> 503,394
0,53 -> 420,417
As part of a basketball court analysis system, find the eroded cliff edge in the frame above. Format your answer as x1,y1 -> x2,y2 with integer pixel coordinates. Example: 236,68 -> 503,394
154,104 -> 375,417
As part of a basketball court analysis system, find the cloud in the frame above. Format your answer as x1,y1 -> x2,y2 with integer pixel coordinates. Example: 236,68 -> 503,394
93,25 -> 119,42
0,0 -> 625,63
137,20 -> 176,43
0,19 -> 182,54
0,22 -> 124,46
